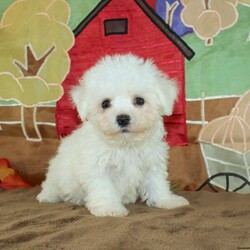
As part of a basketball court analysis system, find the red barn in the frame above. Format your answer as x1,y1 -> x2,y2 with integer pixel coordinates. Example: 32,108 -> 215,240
56,0 -> 194,146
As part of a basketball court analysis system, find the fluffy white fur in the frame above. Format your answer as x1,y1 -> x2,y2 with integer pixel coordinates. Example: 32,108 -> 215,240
37,54 -> 189,217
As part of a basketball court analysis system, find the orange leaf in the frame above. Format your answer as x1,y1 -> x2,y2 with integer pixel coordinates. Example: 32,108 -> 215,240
0,158 -> 11,168
0,158 -> 32,190
0,173 -> 32,189
0,167 -> 15,181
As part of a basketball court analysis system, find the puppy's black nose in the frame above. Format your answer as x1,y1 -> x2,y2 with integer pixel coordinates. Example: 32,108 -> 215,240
116,114 -> 130,127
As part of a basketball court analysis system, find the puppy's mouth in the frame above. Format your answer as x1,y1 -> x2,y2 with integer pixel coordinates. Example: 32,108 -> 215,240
121,128 -> 130,133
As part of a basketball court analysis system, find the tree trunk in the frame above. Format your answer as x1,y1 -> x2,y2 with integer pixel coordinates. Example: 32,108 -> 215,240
20,105 -> 42,141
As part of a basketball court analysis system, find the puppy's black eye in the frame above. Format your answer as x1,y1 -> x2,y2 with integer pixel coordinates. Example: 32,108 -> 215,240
102,99 -> 111,109
134,97 -> 145,106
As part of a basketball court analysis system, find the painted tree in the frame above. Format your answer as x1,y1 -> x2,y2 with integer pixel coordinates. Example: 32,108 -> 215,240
0,0 -> 74,140
156,0 -> 193,37
181,0 -> 239,46
239,0 -> 250,6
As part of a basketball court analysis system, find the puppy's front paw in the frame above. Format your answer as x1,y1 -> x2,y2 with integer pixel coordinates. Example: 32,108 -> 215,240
36,191 -> 61,203
147,195 -> 189,209
89,204 -> 128,217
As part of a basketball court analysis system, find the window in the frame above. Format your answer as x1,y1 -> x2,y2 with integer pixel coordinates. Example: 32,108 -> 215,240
104,18 -> 128,36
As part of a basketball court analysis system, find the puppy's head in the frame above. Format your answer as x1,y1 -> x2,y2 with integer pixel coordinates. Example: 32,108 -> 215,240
71,54 -> 178,145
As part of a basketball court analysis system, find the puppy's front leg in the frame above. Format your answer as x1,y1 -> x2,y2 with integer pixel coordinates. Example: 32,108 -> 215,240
140,169 -> 189,209
85,176 -> 128,217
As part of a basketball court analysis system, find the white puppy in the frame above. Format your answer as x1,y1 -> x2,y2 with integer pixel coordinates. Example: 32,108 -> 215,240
37,54 -> 189,216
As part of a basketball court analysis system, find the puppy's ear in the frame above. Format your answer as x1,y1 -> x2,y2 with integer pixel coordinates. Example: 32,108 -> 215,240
70,84 -> 88,121
156,76 -> 178,116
